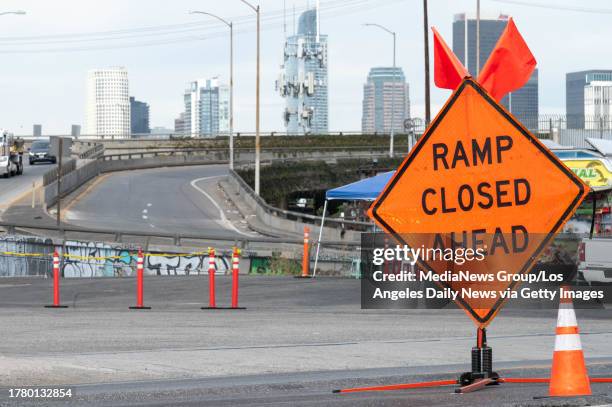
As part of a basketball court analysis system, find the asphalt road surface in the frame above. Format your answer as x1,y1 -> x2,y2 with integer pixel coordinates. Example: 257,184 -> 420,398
0,276 -> 611,406
63,165 -> 254,238
0,160 -> 51,215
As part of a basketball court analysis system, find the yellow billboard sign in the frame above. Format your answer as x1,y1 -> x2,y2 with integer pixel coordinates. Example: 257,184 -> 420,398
563,159 -> 612,188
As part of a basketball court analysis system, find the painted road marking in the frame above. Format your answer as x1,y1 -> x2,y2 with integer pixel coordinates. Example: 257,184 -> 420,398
190,176 -> 254,237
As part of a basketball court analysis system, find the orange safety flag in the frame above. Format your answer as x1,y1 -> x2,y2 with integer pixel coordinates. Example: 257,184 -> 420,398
432,27 -> 468,90
477,17 -> 536,101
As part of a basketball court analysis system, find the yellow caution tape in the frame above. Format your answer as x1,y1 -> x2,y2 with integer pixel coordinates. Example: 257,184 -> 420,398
0,249 -> 226,261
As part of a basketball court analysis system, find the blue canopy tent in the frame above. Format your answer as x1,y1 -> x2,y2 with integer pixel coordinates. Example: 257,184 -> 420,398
313,171 -> 395,277
325,171 -> 395,201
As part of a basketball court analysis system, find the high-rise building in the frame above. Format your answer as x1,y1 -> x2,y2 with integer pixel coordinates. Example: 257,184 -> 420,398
174,112 -> 186,135
183,77 -> 229,137
71,125 -> 81,138
130,97 -> 150,135
33,124 -> 42,138
277,8 -> 328,135
584,81 -> 612,130
361,67 -> 410,134
507,69 -> 538,130
566,70 -> 612,129
85,67 -> 130,139
452,13 -> 538,130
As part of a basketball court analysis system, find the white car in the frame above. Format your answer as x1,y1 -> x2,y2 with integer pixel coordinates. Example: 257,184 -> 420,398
578,238 -> 612,284
0,155 -> 18,178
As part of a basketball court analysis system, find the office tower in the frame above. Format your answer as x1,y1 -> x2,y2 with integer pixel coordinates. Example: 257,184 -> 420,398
85,67 -> 130,139
507,69 -> 538,130
33,124 -> 42,138
130,97 -> 150,135
452,13 -> 538,129
71,125 -> 81,138
277,7 -> 328,134
566,70 -> 612,129
361,67 -> 410,133
174,112 -> 186,134
183,77 -> 229,137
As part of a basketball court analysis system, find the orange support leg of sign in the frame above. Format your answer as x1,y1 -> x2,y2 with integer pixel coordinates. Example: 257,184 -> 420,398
333,379 -> 457,394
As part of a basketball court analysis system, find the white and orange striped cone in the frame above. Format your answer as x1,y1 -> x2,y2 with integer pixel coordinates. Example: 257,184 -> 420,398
549,287 -> 591,397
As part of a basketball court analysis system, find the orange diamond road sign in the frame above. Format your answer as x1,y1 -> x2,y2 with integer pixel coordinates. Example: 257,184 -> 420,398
368,78 -> 588,327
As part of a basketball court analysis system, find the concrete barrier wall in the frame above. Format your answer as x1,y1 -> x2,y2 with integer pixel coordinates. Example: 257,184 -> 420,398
0,234 -> 241,277
99,155 -> 226,173
44,159 -> 100,206
225,172 -> 362,243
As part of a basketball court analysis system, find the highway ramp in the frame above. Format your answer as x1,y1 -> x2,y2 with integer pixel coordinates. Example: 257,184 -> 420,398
63,165 -> 255,239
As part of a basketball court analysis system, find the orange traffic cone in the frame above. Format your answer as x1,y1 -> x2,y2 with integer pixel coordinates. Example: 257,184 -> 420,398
549,287 -> 591,397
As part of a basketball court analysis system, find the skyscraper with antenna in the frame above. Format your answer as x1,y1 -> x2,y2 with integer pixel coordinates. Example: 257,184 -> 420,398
277,2 -> 328,135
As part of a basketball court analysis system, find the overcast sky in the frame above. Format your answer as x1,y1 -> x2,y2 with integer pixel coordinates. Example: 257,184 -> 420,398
0,0 -> 609,134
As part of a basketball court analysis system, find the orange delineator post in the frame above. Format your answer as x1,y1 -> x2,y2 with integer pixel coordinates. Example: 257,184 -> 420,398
45,249 -> 68,308
53,251 -> 60,305
130,249 -> 151,310
302,226 -> 310,277
208,247 -> 216,308
231,247 -> 240,308
202,247 -> 246,310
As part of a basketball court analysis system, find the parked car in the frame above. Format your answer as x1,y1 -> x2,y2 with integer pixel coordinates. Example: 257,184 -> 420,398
578,237 -> 612,285
28,140 -> 56,165
0,132 -> 24,177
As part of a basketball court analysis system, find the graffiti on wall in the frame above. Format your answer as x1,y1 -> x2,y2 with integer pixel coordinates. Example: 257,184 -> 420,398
0,235 -> 54,277
147,254 -> 230,276
0,235 -> 232,277
62,241 -> 135,278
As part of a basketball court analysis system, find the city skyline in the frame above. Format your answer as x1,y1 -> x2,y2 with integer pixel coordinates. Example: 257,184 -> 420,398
0,0 -> 611,133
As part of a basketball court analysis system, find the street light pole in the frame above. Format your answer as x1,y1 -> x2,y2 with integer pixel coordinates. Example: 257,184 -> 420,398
239,0 -> 261,195
391,31 -> 396,158
423,0 -> 431,125
56,137 -> 63,230
364,23 -> 397,158
189,11 -> 234,170
476,0 -> 481,77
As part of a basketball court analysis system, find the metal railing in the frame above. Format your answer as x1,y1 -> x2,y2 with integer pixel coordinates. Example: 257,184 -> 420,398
42,159 -> 76,186
0,220 -> 360,248
14,131 -> 414,141
101,148 -> 228,161
229,169 -> 373,232
78,143 -> 104,160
